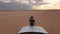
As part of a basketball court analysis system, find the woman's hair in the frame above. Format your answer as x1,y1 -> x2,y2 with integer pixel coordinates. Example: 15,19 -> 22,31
31,16 -> 33,19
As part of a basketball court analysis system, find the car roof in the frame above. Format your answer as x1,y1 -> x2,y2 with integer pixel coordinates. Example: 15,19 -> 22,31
18,26 -> 48,34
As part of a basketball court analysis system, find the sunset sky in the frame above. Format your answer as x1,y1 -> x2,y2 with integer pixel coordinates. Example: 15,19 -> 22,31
0,0 -> 60,10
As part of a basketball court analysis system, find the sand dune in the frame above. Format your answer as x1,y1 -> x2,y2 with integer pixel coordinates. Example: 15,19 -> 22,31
0,10 -> 60,34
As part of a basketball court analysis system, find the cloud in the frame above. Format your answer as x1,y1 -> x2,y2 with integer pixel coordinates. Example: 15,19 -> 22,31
0,0 -> 60,10
0,1 -> 32,10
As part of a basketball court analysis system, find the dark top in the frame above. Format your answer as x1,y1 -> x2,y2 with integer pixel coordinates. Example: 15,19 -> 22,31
29,19 -> 35,23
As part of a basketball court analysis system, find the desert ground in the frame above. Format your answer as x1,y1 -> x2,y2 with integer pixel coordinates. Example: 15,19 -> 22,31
0,10 -> 60,34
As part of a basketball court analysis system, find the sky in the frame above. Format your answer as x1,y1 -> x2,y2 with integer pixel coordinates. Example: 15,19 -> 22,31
0,0 -> 60,10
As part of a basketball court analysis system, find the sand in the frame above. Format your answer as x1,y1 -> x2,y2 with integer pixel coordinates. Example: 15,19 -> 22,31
0,10 -> 60,34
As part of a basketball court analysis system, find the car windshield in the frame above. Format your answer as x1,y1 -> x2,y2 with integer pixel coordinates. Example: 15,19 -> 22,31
19,32 -> 46,34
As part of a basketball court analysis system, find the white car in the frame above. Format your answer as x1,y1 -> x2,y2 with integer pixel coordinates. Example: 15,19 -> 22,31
18,26 -> 48,34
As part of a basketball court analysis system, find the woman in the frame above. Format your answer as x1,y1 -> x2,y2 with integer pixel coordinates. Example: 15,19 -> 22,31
29,16 -> 35,26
